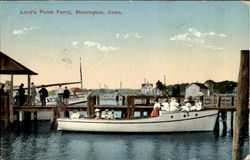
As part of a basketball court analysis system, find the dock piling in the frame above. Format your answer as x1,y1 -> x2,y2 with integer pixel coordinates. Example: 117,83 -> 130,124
221,110 -> 227,136
232,50 -> 249,160
127,96 -> 131,118
213,96 -> 221,136
87,95 -> 91,117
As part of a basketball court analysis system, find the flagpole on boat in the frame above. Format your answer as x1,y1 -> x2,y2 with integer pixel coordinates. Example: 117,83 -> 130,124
80,57 -> 83,89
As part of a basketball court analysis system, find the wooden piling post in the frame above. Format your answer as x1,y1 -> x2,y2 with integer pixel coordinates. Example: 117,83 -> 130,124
230,111 -> 234,135
96,95 -> 100,105
27,74 -> 31,105
1,95 -> 9,128
231,96 -> 234,132
221,110 -> 227,136
87,95 -> 91,117
127,96 -> 131,118
9,73 -> 14,124
140,110 -> 144,117
122,96 -> 125,105
131,97 -> 135,118
232,50 -> 249,160
213,96 -> 221,136
90,96 -> 95,117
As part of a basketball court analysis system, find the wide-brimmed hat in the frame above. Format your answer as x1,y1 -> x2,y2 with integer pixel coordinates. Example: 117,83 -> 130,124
104,109 -> 109,112
170,97 -> 177,101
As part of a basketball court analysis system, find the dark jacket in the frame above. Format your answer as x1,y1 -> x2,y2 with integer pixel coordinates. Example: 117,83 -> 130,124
39,88 -> 48,98
63,89 -> 70,99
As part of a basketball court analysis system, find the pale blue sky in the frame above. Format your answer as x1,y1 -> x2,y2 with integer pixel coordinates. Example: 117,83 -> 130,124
0,1 -> 249,89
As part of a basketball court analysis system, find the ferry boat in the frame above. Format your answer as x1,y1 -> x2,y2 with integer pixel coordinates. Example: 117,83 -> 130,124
57,109 -> 218,132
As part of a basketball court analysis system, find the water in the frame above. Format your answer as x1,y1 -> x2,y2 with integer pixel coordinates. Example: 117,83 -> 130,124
1,100 -> 249,160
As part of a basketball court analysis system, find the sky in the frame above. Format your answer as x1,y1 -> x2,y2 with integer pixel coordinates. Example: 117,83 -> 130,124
0,1 -> 249,89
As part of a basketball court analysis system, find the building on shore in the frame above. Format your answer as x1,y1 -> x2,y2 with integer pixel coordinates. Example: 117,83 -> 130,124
140,82 -> 153,95
185,83 -> 209,98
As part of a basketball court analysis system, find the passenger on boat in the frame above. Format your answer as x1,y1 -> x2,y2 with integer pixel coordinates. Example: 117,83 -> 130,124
71,110 -> 80,119
109,110 -> 116,119
161,100 -> 170,111
101,109 -> 109,119
151,99 -> 161,117
181,99 -> 191,112
195,100 -> 204,111
169,98 -> 180,112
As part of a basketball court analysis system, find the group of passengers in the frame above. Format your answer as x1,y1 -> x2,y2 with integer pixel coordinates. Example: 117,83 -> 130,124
70,109 -> 116,120
151,97 -> 204,117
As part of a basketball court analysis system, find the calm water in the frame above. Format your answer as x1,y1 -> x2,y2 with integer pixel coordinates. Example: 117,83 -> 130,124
1,100 -> 249,160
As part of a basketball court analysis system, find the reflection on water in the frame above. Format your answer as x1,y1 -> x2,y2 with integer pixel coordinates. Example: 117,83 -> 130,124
1,121 -> 249,160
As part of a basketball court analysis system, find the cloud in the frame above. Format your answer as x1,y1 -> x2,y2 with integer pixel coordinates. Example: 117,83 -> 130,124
12,26 -> 39,35
84,41 -> 119,52
116,32 -> 142,39
61,57 -> 72,64
170,28 -> 226,50
72,41 -> 78,48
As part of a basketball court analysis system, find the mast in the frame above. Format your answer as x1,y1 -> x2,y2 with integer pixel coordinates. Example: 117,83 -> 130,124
80,57 -> 83,89
164,74 -> 166,85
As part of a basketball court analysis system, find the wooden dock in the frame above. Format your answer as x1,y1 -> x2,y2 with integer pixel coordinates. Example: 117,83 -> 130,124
2,94 -> 249,137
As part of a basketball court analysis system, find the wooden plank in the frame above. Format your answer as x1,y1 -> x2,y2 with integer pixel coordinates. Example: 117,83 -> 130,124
232,50 -> 249,160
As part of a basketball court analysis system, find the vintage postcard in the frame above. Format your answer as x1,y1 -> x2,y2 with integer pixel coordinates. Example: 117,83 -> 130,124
0,1 -> 249,160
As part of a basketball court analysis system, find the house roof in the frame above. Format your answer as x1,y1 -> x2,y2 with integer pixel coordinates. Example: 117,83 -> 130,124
185,83 -> 208,89
71,87 -> 88,93
0,51 -> 38,75
141,83 -> 153,88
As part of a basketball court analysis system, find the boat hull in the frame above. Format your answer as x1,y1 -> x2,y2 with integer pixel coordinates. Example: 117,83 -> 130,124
57,110 -> 218,132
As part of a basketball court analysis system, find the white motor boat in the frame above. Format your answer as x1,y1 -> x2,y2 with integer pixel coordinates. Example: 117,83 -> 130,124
57,109 -> 218,132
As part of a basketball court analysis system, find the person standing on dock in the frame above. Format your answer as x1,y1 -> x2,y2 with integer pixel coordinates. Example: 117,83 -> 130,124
18,83 -> 25,106
115,90 -> 121,105
39,85 -> 48,106
57,85 -> 64,103
63,86 -> 70,105
30,82 -> 37,106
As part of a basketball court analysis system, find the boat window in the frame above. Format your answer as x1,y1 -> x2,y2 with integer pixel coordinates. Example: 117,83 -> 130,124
171,115 -> 173,118
195,113 -> 198,116
183,114 -> 186,118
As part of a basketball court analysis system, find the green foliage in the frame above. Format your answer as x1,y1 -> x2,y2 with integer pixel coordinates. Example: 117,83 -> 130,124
48,90 -> 56,96
166,80 -> 237,94
166,83 -> 189,93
